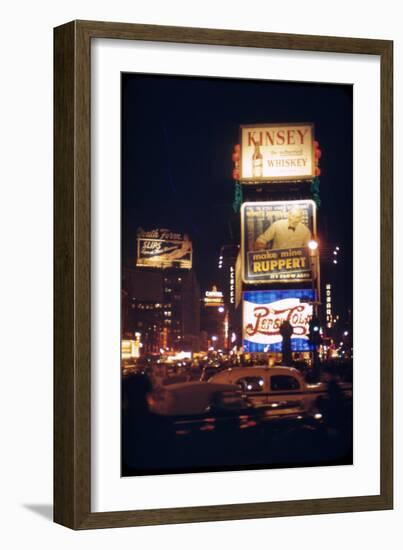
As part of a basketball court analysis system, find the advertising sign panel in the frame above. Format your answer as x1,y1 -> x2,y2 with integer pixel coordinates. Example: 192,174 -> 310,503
121,339 -> 140,360
235,252 -> 242,308
136,228 -> 192,269
240,123 -> 315,182
241,200 -> 316,284
204,286 -> 224,307
243,289 -> 314,352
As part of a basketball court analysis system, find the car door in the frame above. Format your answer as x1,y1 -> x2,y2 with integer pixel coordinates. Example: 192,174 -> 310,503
266,373 -> 305,415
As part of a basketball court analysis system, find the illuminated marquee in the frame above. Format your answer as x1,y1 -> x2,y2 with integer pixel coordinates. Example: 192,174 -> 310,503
240,123 -> 315,182
204,286 -> 224,307
229,266 -> 235,304
326,283 -> 333,328
243,289 -> 314,352
121,335 -> 141,360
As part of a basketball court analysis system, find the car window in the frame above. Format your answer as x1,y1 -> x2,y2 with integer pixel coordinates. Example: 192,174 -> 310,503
235,376 -> 265,392
270,375 -> 300,391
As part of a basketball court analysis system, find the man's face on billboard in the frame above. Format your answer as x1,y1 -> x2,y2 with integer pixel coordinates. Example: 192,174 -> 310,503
288,208 -> 303,229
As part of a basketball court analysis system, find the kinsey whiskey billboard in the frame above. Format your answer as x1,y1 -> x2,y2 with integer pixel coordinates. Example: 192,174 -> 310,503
240,123 -> 315,182
136,228 -> 192,269
241,200 -> 317,284
242,289 -> 314,352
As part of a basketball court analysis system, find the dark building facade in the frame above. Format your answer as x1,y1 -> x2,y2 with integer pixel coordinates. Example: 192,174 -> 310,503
200,286 -> 227,351
122,266 -> 201,353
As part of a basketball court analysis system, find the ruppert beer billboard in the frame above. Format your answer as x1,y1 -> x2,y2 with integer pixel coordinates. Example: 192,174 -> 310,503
241,200 -> 316,284
240,123 -> 315,182
136,228 -> 192,269
243,289 -> 314,352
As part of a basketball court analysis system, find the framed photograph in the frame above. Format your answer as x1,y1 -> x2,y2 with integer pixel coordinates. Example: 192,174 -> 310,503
54,20 -> 393,529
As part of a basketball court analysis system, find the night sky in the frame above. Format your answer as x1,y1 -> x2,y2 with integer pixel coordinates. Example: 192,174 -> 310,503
122,73 -> 353,311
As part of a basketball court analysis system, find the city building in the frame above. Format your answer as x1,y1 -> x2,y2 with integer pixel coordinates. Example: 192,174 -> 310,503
122,266 -> 201,354
200,286 -> 227,351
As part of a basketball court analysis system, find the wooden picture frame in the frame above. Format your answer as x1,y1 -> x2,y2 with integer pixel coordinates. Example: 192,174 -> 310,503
54,20 -> 393,529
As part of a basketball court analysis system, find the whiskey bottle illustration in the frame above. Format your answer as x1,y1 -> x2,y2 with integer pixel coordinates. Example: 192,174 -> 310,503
252,143 -> 263,178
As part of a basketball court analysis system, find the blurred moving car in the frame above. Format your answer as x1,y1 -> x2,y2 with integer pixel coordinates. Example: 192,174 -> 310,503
149,376 -> 314,421
207,365 -> 346,414
122,370 -> 352,475
148,379 -> 318,442
149,381 -> 243,416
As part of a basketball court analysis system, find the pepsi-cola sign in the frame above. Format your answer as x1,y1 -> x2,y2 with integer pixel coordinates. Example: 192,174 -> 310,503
243,289 -> 314,352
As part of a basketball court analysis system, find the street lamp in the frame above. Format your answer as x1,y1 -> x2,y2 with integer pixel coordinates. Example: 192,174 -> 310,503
211,335 -> 218,351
